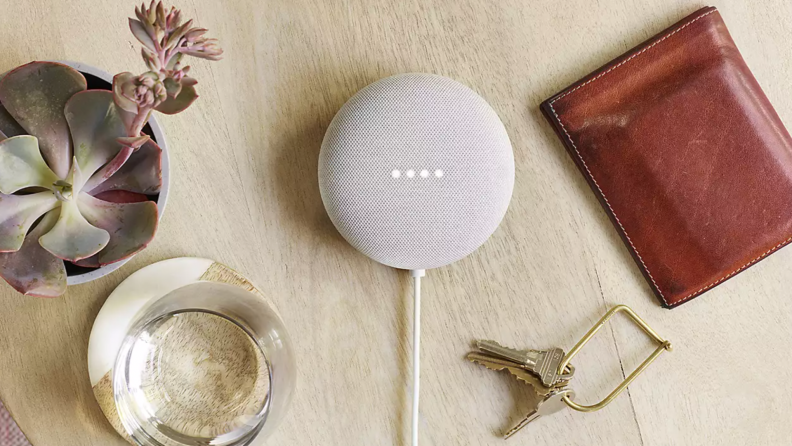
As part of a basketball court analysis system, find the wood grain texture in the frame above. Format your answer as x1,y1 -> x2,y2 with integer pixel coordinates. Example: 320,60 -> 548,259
1,1 -> 791,445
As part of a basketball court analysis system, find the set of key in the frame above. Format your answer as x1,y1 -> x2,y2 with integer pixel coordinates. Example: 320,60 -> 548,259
467,305 -> 673,439
468,340 -> 577,438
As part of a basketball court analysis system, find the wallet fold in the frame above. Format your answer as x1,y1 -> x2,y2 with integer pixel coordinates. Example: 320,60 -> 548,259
541,6 -> 792,308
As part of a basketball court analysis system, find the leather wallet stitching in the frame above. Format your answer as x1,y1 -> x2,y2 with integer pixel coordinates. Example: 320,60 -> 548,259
550,9 -> 716,104
678,235 -> 792,303
547,8 -> 730,306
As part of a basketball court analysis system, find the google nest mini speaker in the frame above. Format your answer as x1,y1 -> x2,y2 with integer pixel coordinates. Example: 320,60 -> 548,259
318,73 -> 515,271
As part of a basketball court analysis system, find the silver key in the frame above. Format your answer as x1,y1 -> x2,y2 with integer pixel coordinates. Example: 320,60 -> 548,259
504,388 -> 575,439
476,340 -> 571,387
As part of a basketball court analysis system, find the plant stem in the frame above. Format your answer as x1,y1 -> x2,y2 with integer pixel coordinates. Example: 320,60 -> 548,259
130,107 -> 154,137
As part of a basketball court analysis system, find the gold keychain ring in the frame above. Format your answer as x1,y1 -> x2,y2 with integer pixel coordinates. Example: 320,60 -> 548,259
558,305 -> 672,413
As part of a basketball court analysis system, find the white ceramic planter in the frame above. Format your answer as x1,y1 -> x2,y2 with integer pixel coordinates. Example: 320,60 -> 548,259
52,61 -> 171,286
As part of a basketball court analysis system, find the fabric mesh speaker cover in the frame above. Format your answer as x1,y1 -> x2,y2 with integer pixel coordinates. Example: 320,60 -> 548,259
319,73 -> 514,270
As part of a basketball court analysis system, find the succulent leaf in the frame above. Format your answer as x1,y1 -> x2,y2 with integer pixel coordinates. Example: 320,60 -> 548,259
184,28 -> 208,42
115,96 -> 140,133
65,91 -> 128,179
117,135 -> 150,149
165,52 -> 183,71
0,136 -> 60,194
78,192 -> 158,265
129,18 -> 157,51
72,255 -> 100,268
147,2 -> 157,24
164,6 -> 181,32
179,38 -> 223,61
39,198 -> 109,262
113,72 -> 140,113
155,81 -> 197,114
0,104 -> 26,138
91,190 -> 149,203
115,72 -> 167,113
85,140 -> 162,195
82,146 -> 133,193
164,19 -> 193,49
162,76 -> 182,98
0,209 -> 66,297
155,1 -> 166,29
38,160 -> 109,261
0,62 -> 87,179
142,47 -> 159,71
0,74 -> 26,138
0,192 -> 59,252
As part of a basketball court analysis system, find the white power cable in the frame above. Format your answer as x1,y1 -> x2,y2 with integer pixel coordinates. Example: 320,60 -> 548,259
410,269 -> 425,446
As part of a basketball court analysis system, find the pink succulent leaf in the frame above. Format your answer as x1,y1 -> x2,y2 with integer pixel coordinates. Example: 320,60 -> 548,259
38,160 -> 109,262
182,76 -> 197,86
163,77 -> 182,98
115,98 -> 140,134
164,19 -> 193,49
0,135 -> 60,194
77,192 -> 157,266
166,58 -> 177,72
91,190 -> 149,203
155,1 -> 166,29
134,5 -> 146,25
117,135 -> 150,149
86,140 -> 162,195
113,72 -> 140,113
142,47 -> 160,71
65,91 -> 129,181
134,2 -> 160,34
129,18 -> 157,51
173,66 -> 190,80
117,72 -> 167,111
154,81 -> 197,114
164,6 -> 181,32
0,209 -> 66,297
0,192 -> 59,252
184,28 -> 208,42
39,198 -> 109,262
179,40 -> 223,61
0,62 -> 86,179
72,254 -> 100,268
82,146 -> 133,193
146,1 -> 157,24
90,140 -> 161,194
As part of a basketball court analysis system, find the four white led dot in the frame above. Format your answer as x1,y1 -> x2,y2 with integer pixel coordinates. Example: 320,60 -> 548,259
392,169 -> 444,178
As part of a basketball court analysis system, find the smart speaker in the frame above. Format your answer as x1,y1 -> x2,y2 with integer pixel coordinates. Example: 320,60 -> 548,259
318,73 -> 514,445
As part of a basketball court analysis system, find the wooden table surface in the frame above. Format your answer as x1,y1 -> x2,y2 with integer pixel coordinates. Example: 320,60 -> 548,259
1,0 -> 791,445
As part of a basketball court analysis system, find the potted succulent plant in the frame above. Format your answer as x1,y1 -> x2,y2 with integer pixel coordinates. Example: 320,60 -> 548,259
0,1 -> 222,297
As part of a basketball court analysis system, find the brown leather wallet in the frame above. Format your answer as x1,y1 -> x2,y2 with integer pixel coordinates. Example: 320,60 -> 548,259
541,6 -> 792,308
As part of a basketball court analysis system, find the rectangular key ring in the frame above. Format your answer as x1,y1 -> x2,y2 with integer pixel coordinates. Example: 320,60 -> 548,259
558,305 -> 672,413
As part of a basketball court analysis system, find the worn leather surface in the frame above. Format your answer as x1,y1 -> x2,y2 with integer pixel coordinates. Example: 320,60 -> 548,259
541,6 -> 792,308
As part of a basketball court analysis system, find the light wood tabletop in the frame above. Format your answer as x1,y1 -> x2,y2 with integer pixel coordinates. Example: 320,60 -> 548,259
1,0 -> 791,445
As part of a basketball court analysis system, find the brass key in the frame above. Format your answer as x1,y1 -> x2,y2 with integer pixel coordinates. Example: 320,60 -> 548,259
467,352 -> 567,396
504,388 -> 575,438
475,340 -> 573,387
